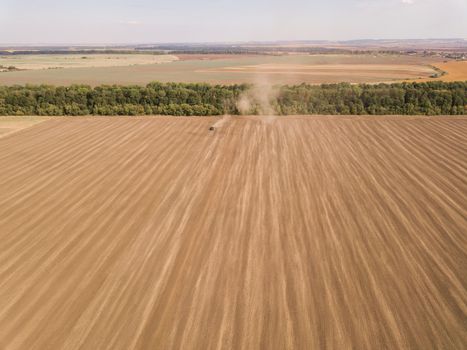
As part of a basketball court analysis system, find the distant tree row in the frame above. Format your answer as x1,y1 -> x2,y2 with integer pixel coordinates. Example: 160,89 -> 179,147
0,81 -> 465,116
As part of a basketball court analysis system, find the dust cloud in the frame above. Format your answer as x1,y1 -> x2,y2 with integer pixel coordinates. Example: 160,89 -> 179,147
237,76 -> 280,123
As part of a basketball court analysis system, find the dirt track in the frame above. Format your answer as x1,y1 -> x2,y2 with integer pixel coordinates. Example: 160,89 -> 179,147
0,116 -> 466,349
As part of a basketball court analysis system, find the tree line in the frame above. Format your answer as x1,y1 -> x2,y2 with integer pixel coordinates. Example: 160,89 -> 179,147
0,83 -> 247,116
274,82 -> 466,115
0,81 -> 465,116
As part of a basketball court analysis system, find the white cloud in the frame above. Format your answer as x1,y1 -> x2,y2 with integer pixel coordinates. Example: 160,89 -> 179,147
401,0 -> 414,4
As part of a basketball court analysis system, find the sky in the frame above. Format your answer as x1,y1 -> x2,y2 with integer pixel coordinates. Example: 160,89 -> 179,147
1,0 -> 466,44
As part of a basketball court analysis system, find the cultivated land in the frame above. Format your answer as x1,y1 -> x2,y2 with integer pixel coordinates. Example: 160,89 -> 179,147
0,54 -> 178,71
421,60 -> 467,82
0,116 -> 49,138
0,116 -> 466,349
0,54 -> 448,86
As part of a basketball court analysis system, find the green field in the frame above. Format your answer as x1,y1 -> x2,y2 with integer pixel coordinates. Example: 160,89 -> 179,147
0,54 -> 440,86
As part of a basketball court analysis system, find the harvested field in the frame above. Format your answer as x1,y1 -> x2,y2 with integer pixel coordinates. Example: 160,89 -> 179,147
0,54 -> 441,86
0,116 -> 466,349
426,60 -> 467,82
175,54 -> 252,61
199,63 -> 435,80
0,54 -> 178,71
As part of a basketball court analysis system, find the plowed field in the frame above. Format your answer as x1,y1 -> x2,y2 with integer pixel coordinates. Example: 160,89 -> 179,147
0,116 -> 466,349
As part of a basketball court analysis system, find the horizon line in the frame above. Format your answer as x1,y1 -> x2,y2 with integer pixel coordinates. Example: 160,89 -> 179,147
1,38 -> 466,47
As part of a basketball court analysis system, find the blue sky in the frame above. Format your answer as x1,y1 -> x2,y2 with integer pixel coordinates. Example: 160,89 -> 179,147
1,0 -> 466,44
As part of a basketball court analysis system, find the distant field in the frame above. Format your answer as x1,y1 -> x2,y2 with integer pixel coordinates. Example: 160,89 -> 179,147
422,60 -> 467,82
0,54 -> 178,71
0,54 -> 444,86
0,116 -> 465,349
201,63 -> 435,80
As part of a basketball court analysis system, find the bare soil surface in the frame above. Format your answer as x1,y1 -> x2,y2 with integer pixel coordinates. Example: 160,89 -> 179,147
0,116 -> 466,349
199,63 -> 435,80
0,54 -> 178,71
0,54 -> 442,86
427,60 -> 467,82
0,116 -> 50,138
175,54 -> 253,61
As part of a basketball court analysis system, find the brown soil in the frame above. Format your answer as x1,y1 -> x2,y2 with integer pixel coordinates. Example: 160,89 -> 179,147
0,54 -> 178,71
199,63 -> 435,81
0,54 -> 442,86
0,116 -> 49,139
428,60 -> 467,82
0,116 -> 466,349
175,54 -> 256,61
